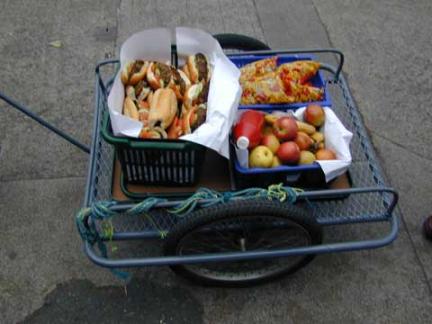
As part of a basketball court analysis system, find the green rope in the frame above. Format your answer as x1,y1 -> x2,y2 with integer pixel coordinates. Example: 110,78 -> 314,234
168,183 -> 301,216
75,197 -> 167,281
126,197 -> 168,238
168,188 -> 222,216
100,220 -> 115,241
76,184 -> 300,280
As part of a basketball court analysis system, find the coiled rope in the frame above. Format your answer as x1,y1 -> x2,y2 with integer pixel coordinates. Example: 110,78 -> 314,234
76,184 -> 301,280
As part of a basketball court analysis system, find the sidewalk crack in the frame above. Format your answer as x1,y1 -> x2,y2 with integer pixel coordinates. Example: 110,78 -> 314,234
311,0 -> 334,48
371,131 -> 432,162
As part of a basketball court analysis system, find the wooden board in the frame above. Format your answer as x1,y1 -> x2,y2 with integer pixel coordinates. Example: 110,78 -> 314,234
112,150 -> 351,201
112,150 -> 233,201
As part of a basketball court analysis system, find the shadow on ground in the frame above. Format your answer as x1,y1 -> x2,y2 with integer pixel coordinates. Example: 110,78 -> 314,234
22,278 -> 204,324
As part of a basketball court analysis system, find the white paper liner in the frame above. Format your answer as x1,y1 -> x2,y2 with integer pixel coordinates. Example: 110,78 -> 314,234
107,27 -> 242,158
234,107 -> 353,182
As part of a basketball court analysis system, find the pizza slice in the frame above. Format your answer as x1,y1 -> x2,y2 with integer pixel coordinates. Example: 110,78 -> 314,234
283,80 -> 324,102
241,72 -> 324,104
240,59 -> 323,104
277,60 -> 320,84
240,74 -> 296,105
239,57 -> 278,83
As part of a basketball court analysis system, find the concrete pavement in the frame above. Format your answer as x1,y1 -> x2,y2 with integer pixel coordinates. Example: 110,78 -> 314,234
1,0 -> 432,323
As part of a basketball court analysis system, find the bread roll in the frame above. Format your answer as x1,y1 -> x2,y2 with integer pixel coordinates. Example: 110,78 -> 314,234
183,83 -> 203,111
181,64 -> 190,79
121,60 -> 149,85
146,62 -> 172,90
123,97 -> 139,120
125,85 -> 136,100
121,62 -> 134,85
148,88 -> 178,129
187,53 -> 210,83
129,60 -> 149,85
169,68 -> 191,100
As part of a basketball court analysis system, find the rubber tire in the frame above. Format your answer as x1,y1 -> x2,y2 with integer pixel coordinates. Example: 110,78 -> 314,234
164,200 -> 322,287
213,33 -> 271,51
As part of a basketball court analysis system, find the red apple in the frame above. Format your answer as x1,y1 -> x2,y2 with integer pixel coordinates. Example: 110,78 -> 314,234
261,134 -> 280,153
294,131 -> 314,150
273,116 -> 298,141
304,104 -> 325,127
276,142 -> 300,164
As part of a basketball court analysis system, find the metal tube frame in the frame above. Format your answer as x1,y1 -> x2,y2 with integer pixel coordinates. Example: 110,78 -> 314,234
0,91 -> 90,153
1,40 -> 399,270
86,50 -> 399,269
84,207 -> 398,268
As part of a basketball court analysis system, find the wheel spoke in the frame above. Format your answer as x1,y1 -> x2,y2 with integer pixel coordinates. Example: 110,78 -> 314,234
165,201 -> 322,286
176,216 -> 312,277
180,234 -> 235,253
254,234 -> 306,251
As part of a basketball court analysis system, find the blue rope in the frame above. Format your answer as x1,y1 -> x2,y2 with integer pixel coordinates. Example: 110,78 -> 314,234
168,187 -> 222,216
76,184 -> 300,280
76,197 -> 166,281
168,183 -> 300,216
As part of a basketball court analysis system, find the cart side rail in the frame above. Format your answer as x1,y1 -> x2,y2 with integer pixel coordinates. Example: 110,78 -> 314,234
78,187 -> 398,268
84,211 -> 398,269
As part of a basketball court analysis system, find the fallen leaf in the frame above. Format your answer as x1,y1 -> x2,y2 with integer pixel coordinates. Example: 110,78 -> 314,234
49,40 -> 63,48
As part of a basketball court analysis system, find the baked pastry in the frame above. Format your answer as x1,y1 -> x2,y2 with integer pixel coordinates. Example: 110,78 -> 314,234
183,82 -> 208,111
123,97 -> 139,120
146,62 -> 173,89
134,79 -> 151,102
121,60 -> 149,85
239,57 -> 323,104
121,54 -> 212,139
241,73 -> 324,105
283,80 -> 324,102
186,53 -> 211,83
169,67 -> 191,100
239,56 -> 278,83
277,60 -> 320,84
182,105 -> 207,134
139,127 -> 167,139
240,74 -> 293,104
148,88 -> 178,129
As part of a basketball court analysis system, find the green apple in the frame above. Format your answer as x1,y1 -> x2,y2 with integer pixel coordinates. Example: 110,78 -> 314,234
271,156 -> 282,168
249,145 -> 274,168
299,151 -> 316,165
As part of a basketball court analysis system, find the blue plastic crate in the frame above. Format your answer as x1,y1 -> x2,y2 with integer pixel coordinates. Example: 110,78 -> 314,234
230,105 -> 324,189
232,140 -> 322,185
234,156 -> 320,175
231,139 -> 324,188
229,54 -> 331,109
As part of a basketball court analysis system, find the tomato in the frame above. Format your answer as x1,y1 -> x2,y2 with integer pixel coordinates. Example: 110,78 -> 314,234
167,116 -> 183,139
256,94 -> 267,102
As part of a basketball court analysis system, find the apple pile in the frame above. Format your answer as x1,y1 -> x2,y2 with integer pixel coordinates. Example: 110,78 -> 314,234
238,104 -> 337,168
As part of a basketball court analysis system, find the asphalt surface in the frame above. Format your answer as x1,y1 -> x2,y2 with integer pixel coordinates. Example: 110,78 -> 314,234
1,0 -> 432,323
